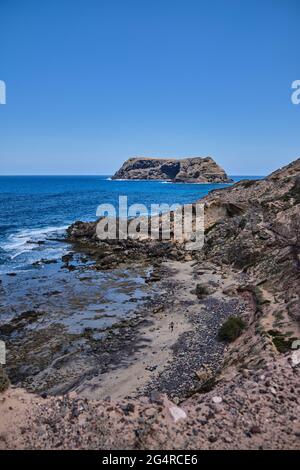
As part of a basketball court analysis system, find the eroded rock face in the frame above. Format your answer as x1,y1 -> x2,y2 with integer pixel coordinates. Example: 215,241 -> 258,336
112,156 -> 232,183
197,158 -> 300,351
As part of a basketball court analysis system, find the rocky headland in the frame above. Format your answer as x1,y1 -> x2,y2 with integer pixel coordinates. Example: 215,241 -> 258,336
0,158 -> 299,449
112,156 -> 232,183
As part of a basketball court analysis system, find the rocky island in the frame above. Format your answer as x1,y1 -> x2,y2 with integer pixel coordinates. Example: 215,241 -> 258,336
112,156 -> 232,183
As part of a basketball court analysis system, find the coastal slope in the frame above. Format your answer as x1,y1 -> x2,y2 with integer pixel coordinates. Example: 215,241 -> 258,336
112,156 -> 232,183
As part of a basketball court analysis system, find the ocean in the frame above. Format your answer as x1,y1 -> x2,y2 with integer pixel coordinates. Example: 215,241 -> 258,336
0,175 -> 262,273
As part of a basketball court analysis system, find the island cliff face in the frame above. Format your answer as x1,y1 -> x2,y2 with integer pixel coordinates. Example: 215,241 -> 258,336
112,156 -> 232,183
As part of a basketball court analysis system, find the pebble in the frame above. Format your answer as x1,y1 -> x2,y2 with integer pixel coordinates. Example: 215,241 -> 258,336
212,396 -> 222,404
168,405 -> 187,423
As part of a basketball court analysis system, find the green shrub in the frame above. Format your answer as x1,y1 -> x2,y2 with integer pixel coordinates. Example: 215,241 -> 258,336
218,316 -> 246,342
195,283 -> 211,299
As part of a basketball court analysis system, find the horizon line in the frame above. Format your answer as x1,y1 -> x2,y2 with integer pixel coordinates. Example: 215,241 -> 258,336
0,173 -> 266,177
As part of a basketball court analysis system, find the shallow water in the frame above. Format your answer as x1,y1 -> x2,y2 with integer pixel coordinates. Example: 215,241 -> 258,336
0,255 -> 153,335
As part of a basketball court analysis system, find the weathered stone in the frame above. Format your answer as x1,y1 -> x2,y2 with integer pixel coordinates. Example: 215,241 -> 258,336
112,156 -> 232,183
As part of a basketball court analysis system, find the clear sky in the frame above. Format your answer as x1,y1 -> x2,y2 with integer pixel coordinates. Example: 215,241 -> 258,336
0,0 -> 299,175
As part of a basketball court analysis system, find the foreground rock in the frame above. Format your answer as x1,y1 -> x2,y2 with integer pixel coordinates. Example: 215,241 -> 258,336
112,156 -> 232,183
0,354 -> 299,449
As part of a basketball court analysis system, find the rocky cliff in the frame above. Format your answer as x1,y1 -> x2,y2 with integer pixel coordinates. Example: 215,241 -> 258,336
112,156 -> 232,183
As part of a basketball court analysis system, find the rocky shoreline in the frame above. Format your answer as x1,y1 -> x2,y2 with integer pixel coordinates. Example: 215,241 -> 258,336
0,158 -> 300,449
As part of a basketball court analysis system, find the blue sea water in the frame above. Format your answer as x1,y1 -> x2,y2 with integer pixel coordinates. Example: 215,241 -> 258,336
0,175 -> 262,273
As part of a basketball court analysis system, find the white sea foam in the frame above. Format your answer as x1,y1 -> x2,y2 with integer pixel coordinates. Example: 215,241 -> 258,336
1,225 -> 68,260
110,178 -> 154,182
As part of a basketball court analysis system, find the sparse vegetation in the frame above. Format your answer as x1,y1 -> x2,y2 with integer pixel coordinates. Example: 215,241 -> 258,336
204,221 -> 220,235
289,177 -> 300,202
239,179 -> 257,188
254,287 -> 271,307
195,283 -> 211,299
268,330 -> 298,353
0,366 -> 10,393
218,316 -> 246,342
238,217 -> 247,230
198,376 -> 217,393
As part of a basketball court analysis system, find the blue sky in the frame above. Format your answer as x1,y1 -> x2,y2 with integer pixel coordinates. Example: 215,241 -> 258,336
0,0 -> 299,175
